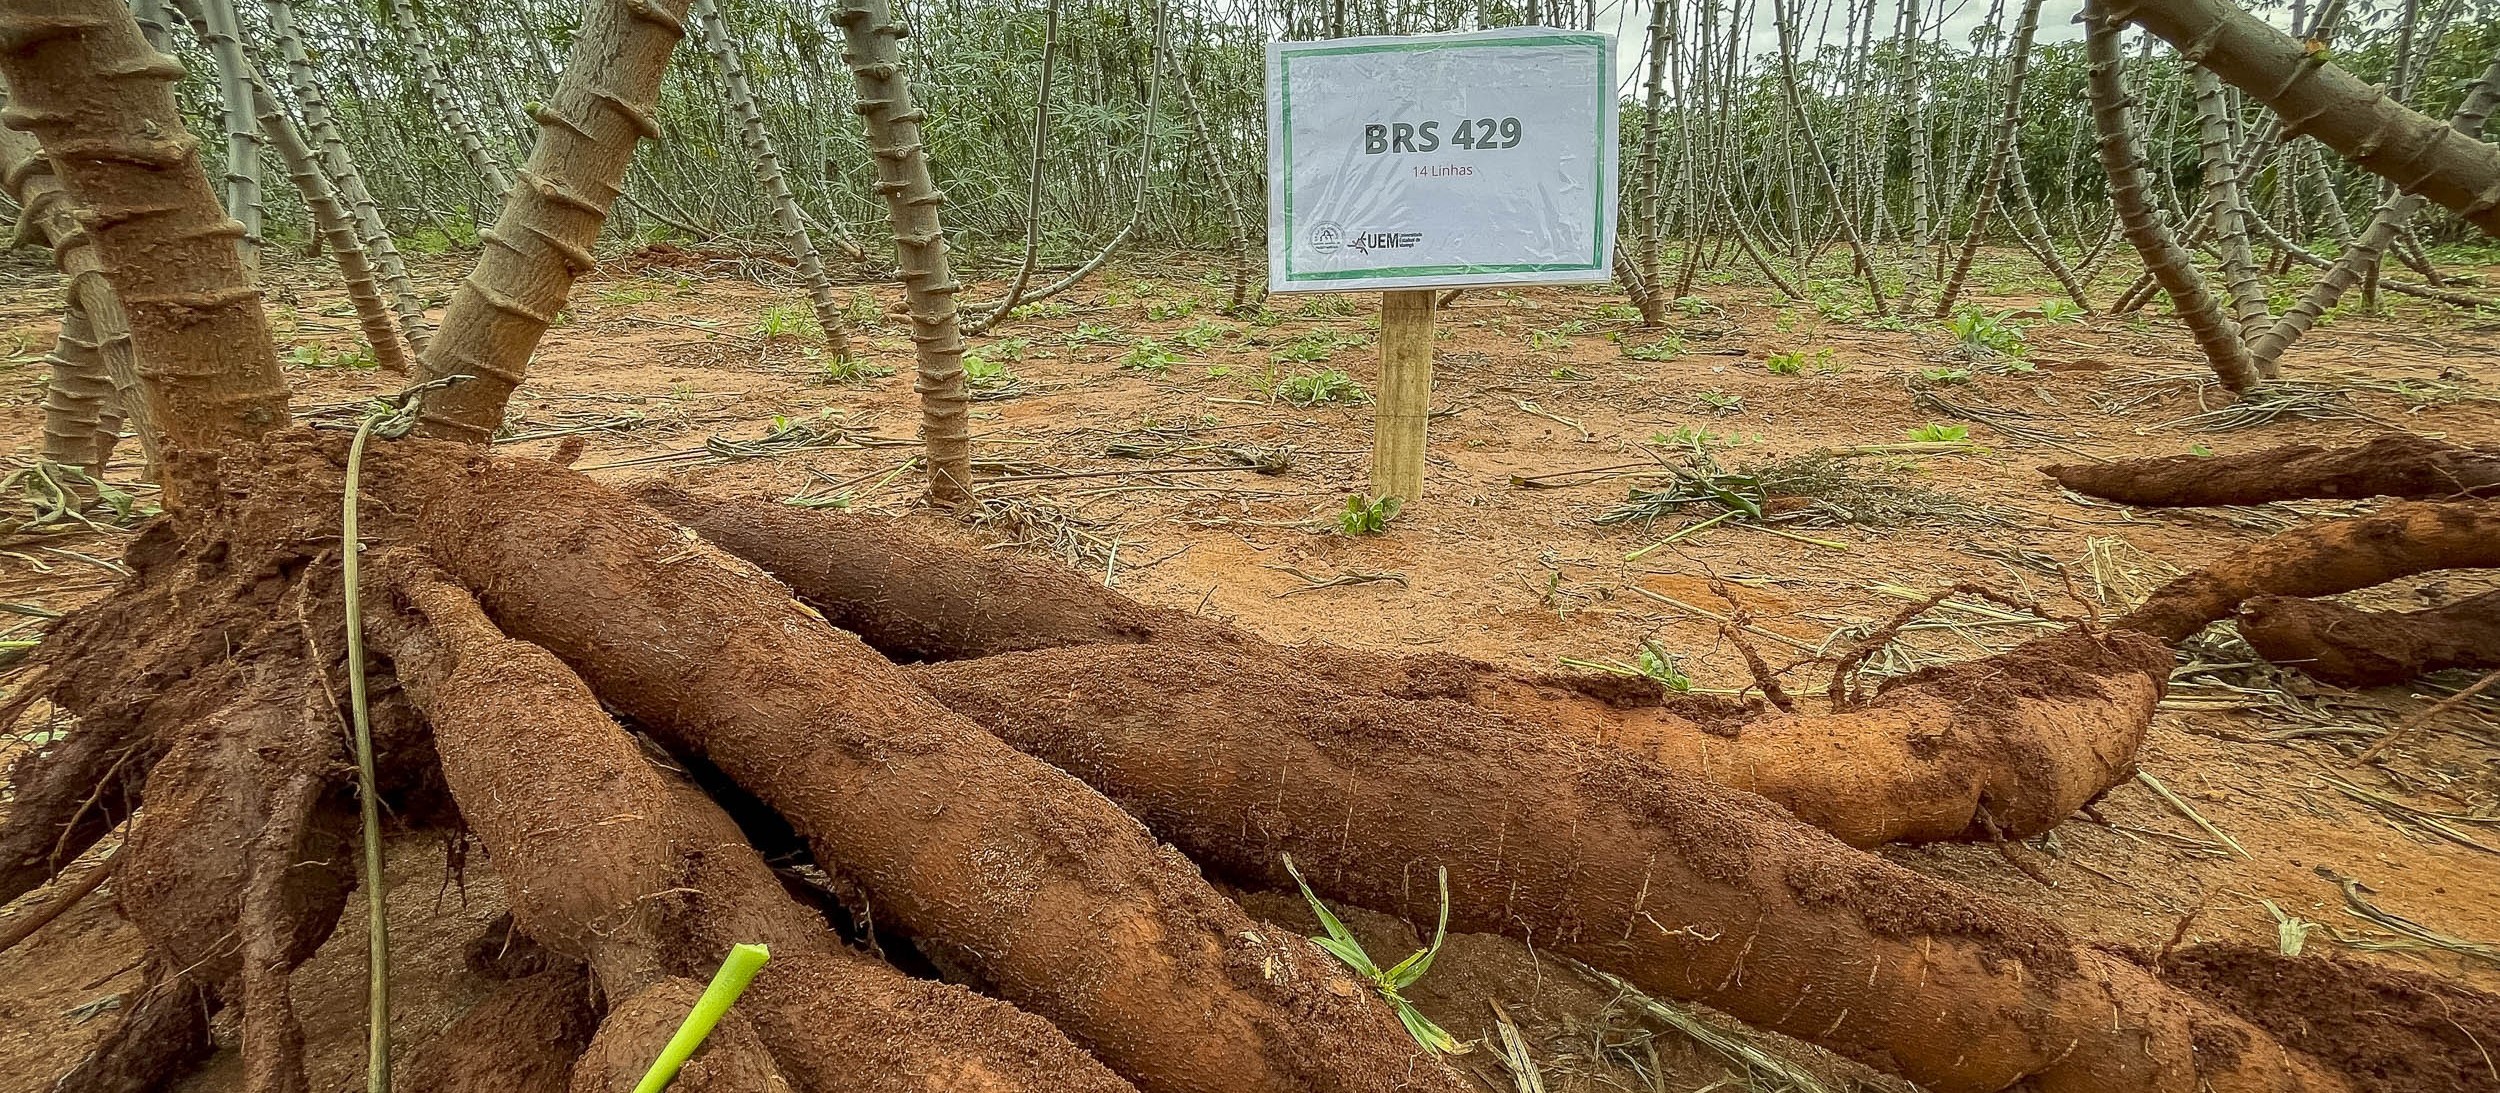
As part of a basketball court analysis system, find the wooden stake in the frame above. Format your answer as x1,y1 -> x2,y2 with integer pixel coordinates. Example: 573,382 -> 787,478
1368,289 -> 1436,502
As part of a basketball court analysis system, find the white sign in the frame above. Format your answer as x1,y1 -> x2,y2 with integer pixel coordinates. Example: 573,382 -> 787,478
1265,29 -> 1618,294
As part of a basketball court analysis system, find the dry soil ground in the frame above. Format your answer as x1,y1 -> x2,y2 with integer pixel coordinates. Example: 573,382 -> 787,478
1,242 -> 2495,1091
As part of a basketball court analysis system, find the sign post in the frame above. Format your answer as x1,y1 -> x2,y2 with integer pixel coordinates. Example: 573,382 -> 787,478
1266,29 -> 1618,503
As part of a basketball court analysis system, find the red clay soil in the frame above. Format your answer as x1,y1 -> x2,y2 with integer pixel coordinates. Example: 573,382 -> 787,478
2236,589 -> 2500,686
2118,500 -> 2500,642
905,639 -> 2341,1093
371,557 -> 1138,1093
653,490 -> 2166,847
2042,433 -> 2500,506
2162,942 -> 2500,1093
320,432 -> 1460,1093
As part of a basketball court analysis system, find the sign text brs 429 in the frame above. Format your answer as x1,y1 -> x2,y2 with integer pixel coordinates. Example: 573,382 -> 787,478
1362,116 -> 1524,154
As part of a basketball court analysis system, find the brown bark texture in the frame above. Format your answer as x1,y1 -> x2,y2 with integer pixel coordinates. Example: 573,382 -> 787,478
415,0 -> 695,442
833,0 -> 976,504
0,119 -> 152,472
2080,0 -> 2261,391
904,636 -> 2333,1093
0,0 -> 289,453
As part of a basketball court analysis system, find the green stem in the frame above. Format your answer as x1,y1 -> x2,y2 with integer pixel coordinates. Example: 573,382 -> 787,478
633,943 -> 773,1093
343,412 -> 392,1093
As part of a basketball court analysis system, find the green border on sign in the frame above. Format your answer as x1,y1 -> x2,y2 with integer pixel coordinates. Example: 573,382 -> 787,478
1279,33 -> 1609,283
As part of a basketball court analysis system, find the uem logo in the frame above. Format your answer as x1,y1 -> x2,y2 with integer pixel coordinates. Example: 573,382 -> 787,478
1309,222 -> 1346,254
1352,231 -> 1422,252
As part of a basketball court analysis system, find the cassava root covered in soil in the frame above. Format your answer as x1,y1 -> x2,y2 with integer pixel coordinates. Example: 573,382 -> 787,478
640,488 -> 2168,848
2044,434 -> 2500,507
12,436 -> 2354,1093
2236,589 -> 2500,687
128,430 -> 1461,1093
634,487 -> 2336,1092
2118,500 -> 2500,642
370,557 -> 1135,1093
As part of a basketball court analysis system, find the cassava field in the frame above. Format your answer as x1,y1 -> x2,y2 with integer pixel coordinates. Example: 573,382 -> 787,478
2,241 -> 2496,1091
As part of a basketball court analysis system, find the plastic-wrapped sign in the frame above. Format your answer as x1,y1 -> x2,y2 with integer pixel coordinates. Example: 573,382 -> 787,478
1266,29 -> 1618,294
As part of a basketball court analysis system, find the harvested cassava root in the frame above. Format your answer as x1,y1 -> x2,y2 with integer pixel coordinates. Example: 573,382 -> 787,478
232,430 -> 1457,1093
370,558 -> 1132,1093
2119,500 -> 2500,642
905,639 -> 2336,1093
2043,434 -> 2500,507
642,488 -> 2166,847
638,489 -> 2341,1092
2236,589 -> 2500,687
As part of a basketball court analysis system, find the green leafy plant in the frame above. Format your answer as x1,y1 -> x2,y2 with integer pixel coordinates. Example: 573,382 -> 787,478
2190,442 -> 2214,457
845,290 -> 883,327
1693,389 -> 1743,415
1947,305 -> 2027,359
963,352 -> 1017,389
1296,294 -> 1358,319
1337,493 -> 1401,535
756,301 -> 820,341
1121,338 -> 1183,373
1068,322 -> 1124,345
1623,336 -> 1687,361
1591,302 -> 1642,321
1764,348 -> 1835,376
1177,318 -> 1231,349
1525,327 -> 1573,352
809,347 -> 890,384
1145,297 -> 1197,320
1918,366 -> 1972,385
1650,425 -> 1751,451
1274,330 -> 1363,363
1905,422 -> 1970,443
1276,369 -> 1365,405
2038,299 -> 2083,324
1636,641 -> 1693,692
1282,855 -> 1466,1056
287,344 -> 378,370
1549,366 -> 1590,381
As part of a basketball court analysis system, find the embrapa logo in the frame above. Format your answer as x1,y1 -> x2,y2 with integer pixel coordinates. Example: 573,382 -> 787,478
1309,221 -> 1423,256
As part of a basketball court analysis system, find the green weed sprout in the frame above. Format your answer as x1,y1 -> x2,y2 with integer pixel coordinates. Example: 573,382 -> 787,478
1904,422 -> 1969,443
1636,640 -> 1693,691
1276,369 -> 1365,406
1946,305 -> 2026,359
1281,855 -> 1466,1057
632,943 -> 771,1093
1338,494 -> 1401,535
1121,338 -> 1183,373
